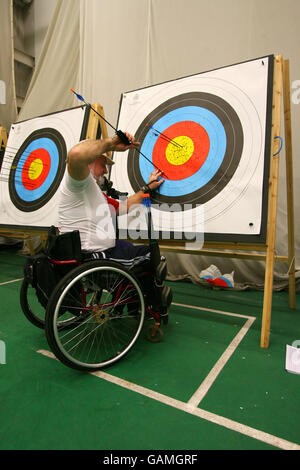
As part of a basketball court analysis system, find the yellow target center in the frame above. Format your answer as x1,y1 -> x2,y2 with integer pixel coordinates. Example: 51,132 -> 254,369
165,136 -> 194,165
28,159 -> 43,180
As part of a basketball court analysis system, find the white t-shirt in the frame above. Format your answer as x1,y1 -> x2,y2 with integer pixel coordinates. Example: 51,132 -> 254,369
58,172 -> 117,252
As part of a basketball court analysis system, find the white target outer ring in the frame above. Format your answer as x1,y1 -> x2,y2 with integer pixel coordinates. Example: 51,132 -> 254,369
112,57 -> 271,236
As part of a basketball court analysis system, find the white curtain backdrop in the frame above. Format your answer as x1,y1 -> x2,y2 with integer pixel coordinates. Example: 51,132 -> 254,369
17,0 -> 300,289
0,0 -> 17,130
18,0 -> 80,120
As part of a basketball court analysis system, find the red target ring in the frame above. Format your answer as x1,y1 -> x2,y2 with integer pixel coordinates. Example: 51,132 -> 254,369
152,121 -> 210,180
21,148 -> 51,190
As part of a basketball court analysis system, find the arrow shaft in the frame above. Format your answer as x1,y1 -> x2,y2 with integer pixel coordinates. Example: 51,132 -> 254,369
71,89 -> 169,178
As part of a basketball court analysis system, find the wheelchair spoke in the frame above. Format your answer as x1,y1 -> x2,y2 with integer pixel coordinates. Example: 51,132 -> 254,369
65,321 -> 102,352
46,262 -> 145,370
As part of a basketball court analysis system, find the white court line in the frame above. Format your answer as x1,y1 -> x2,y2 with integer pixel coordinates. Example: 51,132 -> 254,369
37,348 -> 300,450
187,317 -> 256,407
0,278 -> 23,286
172,301 -> 254,319
172,302 -> 256,406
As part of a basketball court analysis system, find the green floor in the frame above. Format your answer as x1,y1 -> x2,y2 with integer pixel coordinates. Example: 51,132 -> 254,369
0,248 -> 299,450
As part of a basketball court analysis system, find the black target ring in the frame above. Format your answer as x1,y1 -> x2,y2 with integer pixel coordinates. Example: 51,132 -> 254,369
9,128 -> 66,212
127,92 -> 244,209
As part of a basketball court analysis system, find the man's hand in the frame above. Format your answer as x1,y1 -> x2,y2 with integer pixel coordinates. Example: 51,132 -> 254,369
110,132 -> 140,152
126,168 -> 165,210
148,169 -> 165,191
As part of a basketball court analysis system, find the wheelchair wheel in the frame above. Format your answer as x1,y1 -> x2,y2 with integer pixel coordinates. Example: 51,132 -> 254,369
20,279 -> 46,329
45,260 -> 145,371
20,278 -> 84,330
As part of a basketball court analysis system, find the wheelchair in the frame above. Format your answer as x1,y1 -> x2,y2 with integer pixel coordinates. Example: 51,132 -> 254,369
20,228 -> 172,372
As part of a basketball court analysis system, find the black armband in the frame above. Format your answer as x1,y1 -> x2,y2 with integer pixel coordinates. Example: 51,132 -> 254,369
139,184 -> 151,194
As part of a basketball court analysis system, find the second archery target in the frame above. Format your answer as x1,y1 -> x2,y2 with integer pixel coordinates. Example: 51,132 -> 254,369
8,128 -> 66,212
111,56 -> 274,242
0,106 -> 89,229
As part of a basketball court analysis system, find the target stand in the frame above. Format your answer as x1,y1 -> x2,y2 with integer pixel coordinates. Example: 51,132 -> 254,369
0,126 -> 7,171
111,54 -> 295,348
161,56 -> 295,348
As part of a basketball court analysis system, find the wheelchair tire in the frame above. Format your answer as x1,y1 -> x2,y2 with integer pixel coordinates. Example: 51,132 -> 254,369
20,279 -> 46,329
20,278 -> 84,330
45,260 -> 145,371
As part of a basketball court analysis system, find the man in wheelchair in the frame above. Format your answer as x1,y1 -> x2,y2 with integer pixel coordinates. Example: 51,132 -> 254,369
21,132 -> 173,370
58,132 -> 172,323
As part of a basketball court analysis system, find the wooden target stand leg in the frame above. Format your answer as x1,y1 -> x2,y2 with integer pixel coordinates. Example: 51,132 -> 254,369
85,102 -> 112,158
260,55 -> 296,348
0,126 -> 7,146
283,59 -> 296,310
0,126 -> 7,166
260,55 -> 282,348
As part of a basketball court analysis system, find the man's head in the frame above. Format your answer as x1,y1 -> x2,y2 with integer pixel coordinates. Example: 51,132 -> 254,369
89,154 -> 114,184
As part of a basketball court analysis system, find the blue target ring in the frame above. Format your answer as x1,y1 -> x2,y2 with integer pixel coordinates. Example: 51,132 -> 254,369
139,106 -> 226,197
127,92 -> 244,209
14,138 -> 59,202
9,128 -> 66,212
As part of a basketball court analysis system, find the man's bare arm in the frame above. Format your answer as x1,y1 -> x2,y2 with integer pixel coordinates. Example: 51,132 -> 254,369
67,133 -> 139,181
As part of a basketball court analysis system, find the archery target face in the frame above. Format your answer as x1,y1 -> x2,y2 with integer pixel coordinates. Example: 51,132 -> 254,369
111,56 -> 273,241
0,106 -> 88,228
